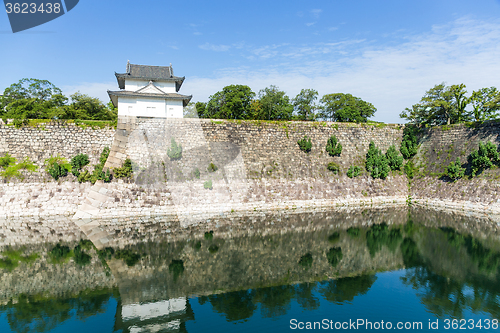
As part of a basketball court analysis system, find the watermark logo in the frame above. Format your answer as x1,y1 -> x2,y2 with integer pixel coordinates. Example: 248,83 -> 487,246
4,0 -> 78,33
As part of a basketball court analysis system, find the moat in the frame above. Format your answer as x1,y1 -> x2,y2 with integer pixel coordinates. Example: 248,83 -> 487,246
1,207 -> 500,332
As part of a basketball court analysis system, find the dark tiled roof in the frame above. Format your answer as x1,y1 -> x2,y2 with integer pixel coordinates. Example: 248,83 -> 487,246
115,63 -> 185,91
108,90 -> 192,107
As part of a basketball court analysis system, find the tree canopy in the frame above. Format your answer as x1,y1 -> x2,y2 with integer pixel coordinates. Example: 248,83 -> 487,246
400,83 -> 500,125
293,89 -> 318,121
0,78 -> 116,121
205,84 -> 255,119
319,93 -> 376,122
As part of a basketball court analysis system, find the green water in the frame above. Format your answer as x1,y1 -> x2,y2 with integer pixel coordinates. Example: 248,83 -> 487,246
1,207 -> 500,332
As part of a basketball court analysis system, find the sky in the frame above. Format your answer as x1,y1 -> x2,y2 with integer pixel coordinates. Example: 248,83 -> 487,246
1,0 -> 500,123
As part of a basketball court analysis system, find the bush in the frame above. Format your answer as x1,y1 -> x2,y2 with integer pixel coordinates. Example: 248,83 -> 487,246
113,158 -> 133,178
326,135 -> 342,156
169,259 -> 185,282
115,249 -> 141,266
70,154 -> 89,177
404,160 -> 416,179
400,126 -> 419,159
99,146 -> 110,165
347,165 -> 361,178
208,244 -> 219,253
468,141 -> 499,176
45,155 -> 71,180
447,158 -> 465,180
49,243 -> 71,263
298,253 -> 313,268
73,244 -> 91,267
327,162 -> 340,174
347,227 -> 361,237
204,179 -> 213,189
204,230 -> 214,240
207,163 -> 218,172
326,247 -> 343,267
167,138 -> 182,160
365,142 -> 390,179
385,145 -> 403,171
193,167 -> 200,179
328,231 -> 340,243
297,135 -> 312,153
76,147 -> 112,184
0,154 -> 37,180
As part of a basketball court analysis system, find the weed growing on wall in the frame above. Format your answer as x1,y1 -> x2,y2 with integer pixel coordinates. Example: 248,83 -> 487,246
207,163 -> 218,172
115,249 -> 141,267
77,147 -> 112,184
366,142 -> 390,179
468,141 -> 499,176
169,260 -> 185,282
325,135 -> 342,156
297,135 -> 312,153
113,158 -> 133,179
327,162 -> 340,174
45,155 -> 71,180
204,179 -> 213,189
385,145 -> 404,171
167,138 -> 182,160
347,227 -> 361,237
404,160 -> 416,179
0,153 -> 37,180
193,167 -> 200,179
299,253 -> 313,268
447,158 -> 465,181
347,165 -> 361,178
70,154 -> 90,177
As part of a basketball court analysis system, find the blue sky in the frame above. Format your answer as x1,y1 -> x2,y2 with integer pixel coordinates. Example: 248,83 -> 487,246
1,0 -> 500,123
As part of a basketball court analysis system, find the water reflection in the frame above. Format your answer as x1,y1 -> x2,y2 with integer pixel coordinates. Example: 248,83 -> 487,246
1,207 -> 500,332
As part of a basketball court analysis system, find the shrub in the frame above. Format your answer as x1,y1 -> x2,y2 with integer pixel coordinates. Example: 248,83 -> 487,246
208,244 -> 219,253
70,154 -> 90,177
347,165 -> 361,178
115,249 -> 141,266
468,141 -> 499,176
347,227 -> 361,237
169,259 -> 185,282
327,162 -> 340,174
193,167 -> 200,179
297,135 -> 312,153
76,147 -> 112,184
326,247 -> 343,267
447,158 -> 465,181
204,179 -> 213,189
365,142 -> 390,179
325,135 -> 342,156
114,158 -> 133,178
298,253 -> 313,268
73,244 -> 91,266
167,138 -> 182,160
207,163 -> 218,172
0,153 -> 16,168
99,146 -> 110,165
385,145 -> 403,171
49,243 -> 71,263
328,231 -> 340,243
404,160 -> 416,179
45,155 -> 71,180
400,126 -> 419,159
0,155 -> 37,180
204,230 -> 214,240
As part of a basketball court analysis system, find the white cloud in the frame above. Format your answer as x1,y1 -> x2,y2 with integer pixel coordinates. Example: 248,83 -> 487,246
199,43 -> 231,52
306,22 -> 316,27
310,9 -> 322,19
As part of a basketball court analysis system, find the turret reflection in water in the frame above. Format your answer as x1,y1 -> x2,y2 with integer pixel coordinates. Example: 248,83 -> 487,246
1,207 -> 500,332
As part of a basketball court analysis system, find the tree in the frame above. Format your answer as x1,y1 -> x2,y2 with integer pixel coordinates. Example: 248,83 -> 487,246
319,93 -> 376,122
183,102 -> 198,118
293,89 -> 318,121
400,83 -> 470,125
469,87 -> 500,121
194,102 -> 207,118
205,85 -> 255,119
1,78 -> 67,119
252,85 -> 293,120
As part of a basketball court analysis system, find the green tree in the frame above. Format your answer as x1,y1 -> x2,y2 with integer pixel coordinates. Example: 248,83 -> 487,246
205,85 -> 255,119
65,92 -> 116,120
293,89 -> 318,121
400,83 -> 470,125
319,93 -> 376,122
469,87 -> 500,121
252,85 -> 293,120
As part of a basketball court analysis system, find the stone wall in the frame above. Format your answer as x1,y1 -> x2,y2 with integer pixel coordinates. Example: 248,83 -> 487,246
411,122 -> 500,215
0,118 -> 409,218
